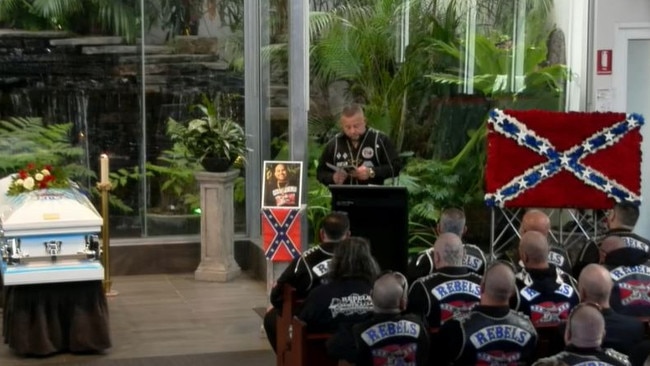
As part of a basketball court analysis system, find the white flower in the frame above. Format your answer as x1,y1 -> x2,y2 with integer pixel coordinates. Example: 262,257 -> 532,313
41,169 -> 51,176
23,177 -> 35,190
35,173 -> 44,181
14,179 -> 24,186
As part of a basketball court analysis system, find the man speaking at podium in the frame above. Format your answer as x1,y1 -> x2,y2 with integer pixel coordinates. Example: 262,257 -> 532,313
317,104 -> 402,187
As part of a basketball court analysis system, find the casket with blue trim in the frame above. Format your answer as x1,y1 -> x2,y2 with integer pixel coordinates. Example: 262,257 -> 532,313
0,175 -> 104,285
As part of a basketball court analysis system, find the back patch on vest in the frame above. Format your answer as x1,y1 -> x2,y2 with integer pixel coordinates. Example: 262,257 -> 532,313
530,301 -> 570,326
370,342 -> 417,366
477,351 -> 522,365
311,259 -> 331,277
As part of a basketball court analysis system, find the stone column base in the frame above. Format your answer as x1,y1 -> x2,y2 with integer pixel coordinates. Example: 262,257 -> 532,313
195,259 -> 241,282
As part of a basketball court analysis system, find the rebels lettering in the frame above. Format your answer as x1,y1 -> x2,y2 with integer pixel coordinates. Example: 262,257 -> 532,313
431,280 -> 481,300
360,320 -> 421,346
554,283 -> 574,298
610,265 -> 650,281
469,325 -> 532,348
311,259 -> 331,277
623,237 -> 650,253
463,254 -> 482,271
520,287 -> 540,301
547,251 -> 565,267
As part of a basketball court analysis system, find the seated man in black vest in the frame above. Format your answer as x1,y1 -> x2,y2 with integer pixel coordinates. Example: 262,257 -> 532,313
327,271 -> 430,366
408,207 -> 487,283
513,231 -> 580,328
577,264 -> 646,361
438,262 -> 538,365
263,211 -> 350,351
407,232 -> 482,328
533,303 -> 631,366
574,202 -> 650,278
516,209 -> 573,275
601,235 -> 650,318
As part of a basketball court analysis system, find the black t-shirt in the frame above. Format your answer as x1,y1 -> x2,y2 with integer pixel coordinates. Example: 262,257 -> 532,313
298,278 -> 373,333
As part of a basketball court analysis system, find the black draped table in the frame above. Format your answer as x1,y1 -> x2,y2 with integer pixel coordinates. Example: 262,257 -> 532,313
2,280 -> 111,356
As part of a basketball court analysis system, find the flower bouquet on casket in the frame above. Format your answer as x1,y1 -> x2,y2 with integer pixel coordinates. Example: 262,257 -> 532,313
6,163 -> 70,196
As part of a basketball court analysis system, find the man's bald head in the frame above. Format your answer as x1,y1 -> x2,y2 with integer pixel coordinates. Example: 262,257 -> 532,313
520,209 -> 551,236
482,263 -> 516,304
578,264 -> 613,304
519,231 -> 549,266
434,232 -> 465,268
566,304 -> 605,348
372,271 -> 408,313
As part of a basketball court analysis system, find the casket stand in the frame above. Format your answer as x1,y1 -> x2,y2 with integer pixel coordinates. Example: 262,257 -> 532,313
0,176 -> 111,356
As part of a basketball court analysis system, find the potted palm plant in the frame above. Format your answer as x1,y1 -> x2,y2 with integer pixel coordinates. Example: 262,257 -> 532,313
166,95 -> 249,172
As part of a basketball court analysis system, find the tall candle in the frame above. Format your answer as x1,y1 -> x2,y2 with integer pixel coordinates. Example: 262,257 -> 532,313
100,154 -> 109,184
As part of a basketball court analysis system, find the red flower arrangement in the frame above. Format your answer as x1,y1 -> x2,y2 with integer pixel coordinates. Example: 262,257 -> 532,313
7,163 -> 70,196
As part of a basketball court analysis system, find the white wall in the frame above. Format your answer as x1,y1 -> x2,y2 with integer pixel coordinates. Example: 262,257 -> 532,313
591,0 -> 650,111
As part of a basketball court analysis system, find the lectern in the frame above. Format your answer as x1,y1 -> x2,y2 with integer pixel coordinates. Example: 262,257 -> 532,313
330,185 -> 409,274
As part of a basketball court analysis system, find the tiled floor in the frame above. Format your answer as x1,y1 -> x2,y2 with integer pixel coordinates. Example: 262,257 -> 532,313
0,273 -> 272,365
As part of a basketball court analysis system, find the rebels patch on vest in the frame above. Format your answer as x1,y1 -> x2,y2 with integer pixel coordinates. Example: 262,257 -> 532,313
440,301 -> 479,324
610,265 -> 650,281
618,280 -> 650,306
469,325 -> 532,348
431,280 -> 481,300
477,351 -> 522,365
361,320 -> 421,346
530,301 -> 570,326
311,259 -> 331,277
463,254 -> 483,271
370,343 -> 417,366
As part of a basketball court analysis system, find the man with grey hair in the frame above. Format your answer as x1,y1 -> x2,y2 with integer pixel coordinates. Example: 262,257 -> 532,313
327,271 -> 429,366
533,303 -> 631,365
408,207 -> 487,282
407,233 -> 482,329
439,262 -> 537,365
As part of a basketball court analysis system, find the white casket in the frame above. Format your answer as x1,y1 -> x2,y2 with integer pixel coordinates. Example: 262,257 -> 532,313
0,175 -> 104,285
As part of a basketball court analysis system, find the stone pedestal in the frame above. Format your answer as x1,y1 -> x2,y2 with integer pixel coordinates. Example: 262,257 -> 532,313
194,170 -> 241,282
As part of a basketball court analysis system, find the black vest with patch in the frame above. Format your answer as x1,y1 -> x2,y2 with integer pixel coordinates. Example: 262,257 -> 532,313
455,308 -> 537,365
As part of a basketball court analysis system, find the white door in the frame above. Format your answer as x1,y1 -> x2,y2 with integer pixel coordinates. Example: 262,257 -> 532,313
613,24 -> 650,237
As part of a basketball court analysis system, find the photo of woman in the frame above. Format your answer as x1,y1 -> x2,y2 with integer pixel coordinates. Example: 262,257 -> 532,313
262,161 -> 303,208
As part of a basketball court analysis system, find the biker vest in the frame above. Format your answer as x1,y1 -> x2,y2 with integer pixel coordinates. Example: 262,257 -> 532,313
455,309 -> 537,365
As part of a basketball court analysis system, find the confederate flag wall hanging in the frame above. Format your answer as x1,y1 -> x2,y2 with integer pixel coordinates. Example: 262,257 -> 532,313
261,208 -> 302,261
485,109 -> 644,209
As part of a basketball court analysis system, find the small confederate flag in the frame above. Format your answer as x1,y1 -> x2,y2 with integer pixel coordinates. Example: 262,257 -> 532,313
485,109 -> 644,209
262,208 -> 302,262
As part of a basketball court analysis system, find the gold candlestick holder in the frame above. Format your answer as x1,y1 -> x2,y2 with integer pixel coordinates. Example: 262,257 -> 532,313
97,181 -> 118,297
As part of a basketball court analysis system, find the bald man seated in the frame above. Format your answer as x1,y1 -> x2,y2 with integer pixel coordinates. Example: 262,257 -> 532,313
512,231 -> 580,329
408,207 -> 487,283
600,235 -> 650,318
438,262 -> 538,365
574,202 -> 650,278
576,264 -> 645,358
513,209 -> 573,275
533,303 -> 631,365
407,233 -> 482,328
327,271 -> 430,366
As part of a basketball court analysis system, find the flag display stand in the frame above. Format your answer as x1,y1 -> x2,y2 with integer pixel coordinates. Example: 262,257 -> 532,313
485,109 -> 644,259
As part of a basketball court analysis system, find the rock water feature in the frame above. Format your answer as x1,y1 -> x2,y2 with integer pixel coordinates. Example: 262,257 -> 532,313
0,30 -> 245,237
